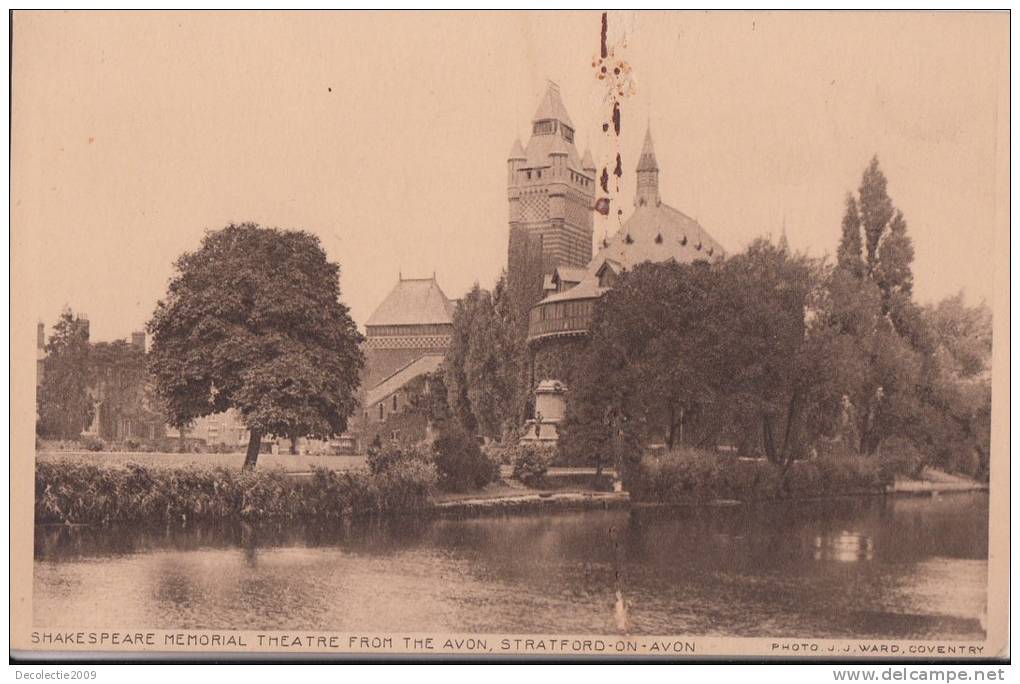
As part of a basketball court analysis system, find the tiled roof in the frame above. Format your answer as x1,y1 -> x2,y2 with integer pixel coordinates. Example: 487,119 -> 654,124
523,133 -> 583,173
535,203 -> 724,306
366,353 -> 445,408
365,277 -> 455,327
533,81 -> 574,128
588,203 -> 725,275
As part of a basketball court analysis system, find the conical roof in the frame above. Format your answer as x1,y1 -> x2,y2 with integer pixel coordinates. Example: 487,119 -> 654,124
533,81 -> 574,128
508,138 -> 526,160
581,147 -> 596,171
636,127 -> 658,172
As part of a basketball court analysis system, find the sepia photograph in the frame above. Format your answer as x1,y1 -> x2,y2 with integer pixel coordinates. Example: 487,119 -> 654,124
9,9 -> 1010,663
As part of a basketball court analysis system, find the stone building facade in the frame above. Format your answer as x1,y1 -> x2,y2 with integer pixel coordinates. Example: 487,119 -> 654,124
354,275 -> 455,449
507,82 -> 596,316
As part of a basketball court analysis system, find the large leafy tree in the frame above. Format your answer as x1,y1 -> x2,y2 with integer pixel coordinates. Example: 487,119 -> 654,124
713,240 -> 823,464
37,309 -> 94,439
560,260 -> 722,455
917,294 -> 993,478
559,243 -> 826,466
813,267 -> 923,455
147,223 -> 364,469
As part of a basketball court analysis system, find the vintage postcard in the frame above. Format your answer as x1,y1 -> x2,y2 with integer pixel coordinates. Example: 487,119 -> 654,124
9,10 -> 1009,661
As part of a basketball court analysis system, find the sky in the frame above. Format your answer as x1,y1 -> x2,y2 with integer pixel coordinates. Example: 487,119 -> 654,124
12,11 -> 1008,343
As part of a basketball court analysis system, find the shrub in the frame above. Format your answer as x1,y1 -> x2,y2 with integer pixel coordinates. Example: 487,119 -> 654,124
624,448 -> 887,504
123,438 -> 141,451
510,443 -> 555,487
81,435 -> 105,452
482,443 -> 513,466
367,443 -> 432,476
431,424 -> 498,492
816,455 -> 885,493
877,437 -> 926,481
626,449 -> 723,503
782,461 -> 822,498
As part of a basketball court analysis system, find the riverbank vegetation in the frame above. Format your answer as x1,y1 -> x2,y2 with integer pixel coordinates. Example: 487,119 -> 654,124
625,448 -> 907,504
35,459 -> 434,525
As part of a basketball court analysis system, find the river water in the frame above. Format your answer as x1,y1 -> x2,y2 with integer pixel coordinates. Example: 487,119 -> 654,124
34,493 -> 988,639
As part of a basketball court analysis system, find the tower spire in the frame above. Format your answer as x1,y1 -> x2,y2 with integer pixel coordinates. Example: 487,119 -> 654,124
635,125 -> 660,207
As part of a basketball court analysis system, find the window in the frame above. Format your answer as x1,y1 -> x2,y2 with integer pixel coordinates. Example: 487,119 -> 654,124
536,169 -> 542,179
392,394 -> 398,411
562,125 -> 574,143
378,404 -> 384,420
526,170 -> 532,180
533,120 -> 555,135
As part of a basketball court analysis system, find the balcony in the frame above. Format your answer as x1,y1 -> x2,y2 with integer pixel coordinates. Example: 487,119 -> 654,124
527,305 -> 594,343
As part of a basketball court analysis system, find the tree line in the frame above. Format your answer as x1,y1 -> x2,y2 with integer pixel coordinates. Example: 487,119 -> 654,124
443,157 -> 992,480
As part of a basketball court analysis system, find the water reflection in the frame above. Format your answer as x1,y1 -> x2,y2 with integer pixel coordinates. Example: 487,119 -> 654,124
34,493 -> 988,639
814,532 -> 874,562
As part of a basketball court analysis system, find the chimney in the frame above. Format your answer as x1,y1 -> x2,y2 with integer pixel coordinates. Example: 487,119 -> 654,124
37,322 -> 44,350
131,331 -> 146,352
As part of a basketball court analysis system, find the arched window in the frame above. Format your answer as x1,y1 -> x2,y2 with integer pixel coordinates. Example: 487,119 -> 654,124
392,394 -> 398,412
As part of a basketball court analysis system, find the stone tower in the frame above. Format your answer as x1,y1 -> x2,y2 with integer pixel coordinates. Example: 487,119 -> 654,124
507,82 -> 595,300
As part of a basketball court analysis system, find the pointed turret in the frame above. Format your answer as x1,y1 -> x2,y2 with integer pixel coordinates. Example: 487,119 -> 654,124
508,138 -> 526,161
637,127 -> 659,172
635,126 -> 661,207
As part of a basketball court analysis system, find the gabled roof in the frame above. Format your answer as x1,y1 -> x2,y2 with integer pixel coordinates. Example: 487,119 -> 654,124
365,277 -> 455,328
538,275 -> 608,304
595,259 -> 622,277
366,353 -> 444,408
533,81 -> 574,128
554,266 -> 587,285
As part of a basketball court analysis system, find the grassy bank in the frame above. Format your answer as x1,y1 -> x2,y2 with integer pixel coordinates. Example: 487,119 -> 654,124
626,450 -> 891,504
35,460 -> 433,525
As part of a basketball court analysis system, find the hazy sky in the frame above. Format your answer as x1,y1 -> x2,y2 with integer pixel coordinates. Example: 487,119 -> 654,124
13,11 -> 1008,343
